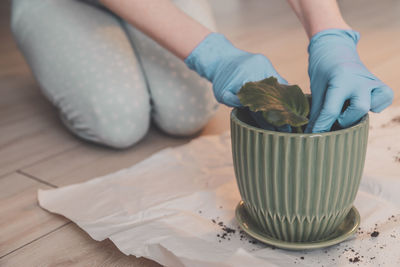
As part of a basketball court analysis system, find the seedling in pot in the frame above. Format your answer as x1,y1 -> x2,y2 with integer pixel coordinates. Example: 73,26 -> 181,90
237,77 -> 309,133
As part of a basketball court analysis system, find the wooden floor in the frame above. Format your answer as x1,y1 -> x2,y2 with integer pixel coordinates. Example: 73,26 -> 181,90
0,0 -> 399,266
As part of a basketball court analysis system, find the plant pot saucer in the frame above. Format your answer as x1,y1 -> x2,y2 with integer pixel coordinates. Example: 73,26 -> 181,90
235,201 -> 360,251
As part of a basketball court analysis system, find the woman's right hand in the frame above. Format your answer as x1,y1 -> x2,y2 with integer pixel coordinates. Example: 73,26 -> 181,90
185,33 -> 288,107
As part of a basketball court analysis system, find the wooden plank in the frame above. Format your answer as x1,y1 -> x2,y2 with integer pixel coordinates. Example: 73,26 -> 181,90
0,223 -> 162,267
0,112 -> 81,176
21,106 -> 230,188
0,77 -> 49,126
0,59 -> 82,177
0,173 -> 68,257
20,127 -> 191,187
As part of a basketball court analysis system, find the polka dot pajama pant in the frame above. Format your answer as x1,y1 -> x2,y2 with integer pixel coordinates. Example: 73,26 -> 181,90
11,0 -> 219,149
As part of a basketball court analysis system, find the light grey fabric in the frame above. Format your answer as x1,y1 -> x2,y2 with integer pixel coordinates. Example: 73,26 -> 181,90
11,0 -> 218,149
122,0 -> 218,136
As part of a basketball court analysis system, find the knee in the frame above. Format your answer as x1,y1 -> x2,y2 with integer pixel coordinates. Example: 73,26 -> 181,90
91,103 -> 151,149
156,116 -> 208,137
10,0 -> 27,37
61,97 -> 151,149
11,0 -> 44,33
155,96 -> 219,137
96,120 -> 150,149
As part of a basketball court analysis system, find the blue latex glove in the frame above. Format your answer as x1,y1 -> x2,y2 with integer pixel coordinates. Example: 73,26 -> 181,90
307,29 -> 394,133
185,32 -> 290,131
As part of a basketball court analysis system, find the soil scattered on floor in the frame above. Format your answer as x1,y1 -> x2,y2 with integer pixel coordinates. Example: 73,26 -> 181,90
210,216 -> 261,244
349,256 -> 360,263
381,115 -> 400,128
370,231 -> 379,238
391,116 -> 400,124
395,154 -> 400,163
379,115 -> 400,163
206,210 -> 399,265
386,147 -> 400,164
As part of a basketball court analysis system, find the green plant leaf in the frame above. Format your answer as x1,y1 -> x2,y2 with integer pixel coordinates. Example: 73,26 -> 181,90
237,77 -> 309,128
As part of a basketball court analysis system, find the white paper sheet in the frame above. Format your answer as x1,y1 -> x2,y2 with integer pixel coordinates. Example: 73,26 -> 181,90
38,107 -> 400,267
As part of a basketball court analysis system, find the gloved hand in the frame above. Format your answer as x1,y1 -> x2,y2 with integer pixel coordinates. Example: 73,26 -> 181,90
185,32 -> 290,131
306,29 -> 394,133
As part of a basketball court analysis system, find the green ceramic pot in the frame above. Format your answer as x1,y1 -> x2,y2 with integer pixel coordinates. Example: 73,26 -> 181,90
230,108 -> 369,242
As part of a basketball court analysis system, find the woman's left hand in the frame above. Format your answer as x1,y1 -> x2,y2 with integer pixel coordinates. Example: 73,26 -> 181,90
306,29 -> 394,133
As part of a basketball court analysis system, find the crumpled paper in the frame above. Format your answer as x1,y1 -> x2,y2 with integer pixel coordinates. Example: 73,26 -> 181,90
38,107 -> 400,267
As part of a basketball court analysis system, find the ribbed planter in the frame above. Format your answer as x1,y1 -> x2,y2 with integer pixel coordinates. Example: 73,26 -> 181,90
230,108 -> 369,242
